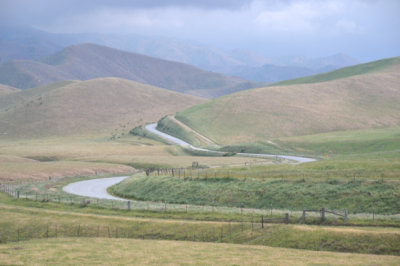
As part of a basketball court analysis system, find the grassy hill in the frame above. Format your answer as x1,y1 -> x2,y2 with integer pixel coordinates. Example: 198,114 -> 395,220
272,56 -> 400,86
0,78 -> 205,139
0,43 -> 255,98
174,57 -> 400,145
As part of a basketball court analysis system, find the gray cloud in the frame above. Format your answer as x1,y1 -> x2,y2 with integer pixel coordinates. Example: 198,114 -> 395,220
1,0 -> 399,62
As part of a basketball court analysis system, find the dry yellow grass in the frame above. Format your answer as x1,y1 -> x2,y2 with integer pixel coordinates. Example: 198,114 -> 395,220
0,77 -> 206,139
0,161 -> 134,181
0,135 -> 273,180
178,64 -> 400,144
0,238 -> 399,265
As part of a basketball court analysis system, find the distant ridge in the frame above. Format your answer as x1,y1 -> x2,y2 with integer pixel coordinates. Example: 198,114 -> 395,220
272,56 -> 400,86
0,43 -> 256,98
0,78 -> 206,138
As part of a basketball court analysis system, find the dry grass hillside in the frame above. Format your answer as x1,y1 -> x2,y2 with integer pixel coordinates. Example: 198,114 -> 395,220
0,43 -> 255,98
176,58 -> 400,144
0,78 -> 205,139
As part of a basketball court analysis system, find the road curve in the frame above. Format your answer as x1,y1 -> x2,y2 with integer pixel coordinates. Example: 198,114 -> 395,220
145,123 -> 316,163
63,176 -> 129,201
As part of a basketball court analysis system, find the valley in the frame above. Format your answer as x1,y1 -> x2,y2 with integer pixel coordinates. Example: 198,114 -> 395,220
0,32 -> 399,265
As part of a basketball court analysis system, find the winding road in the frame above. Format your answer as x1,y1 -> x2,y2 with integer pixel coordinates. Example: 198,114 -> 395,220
145,123 -> 316,163
63,123 -> 315,200
63,176 -> 129,201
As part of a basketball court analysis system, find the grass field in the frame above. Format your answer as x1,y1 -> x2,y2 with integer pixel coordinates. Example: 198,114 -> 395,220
1,238 -> 399,265
0,135 -> 274,177
111,173 -> 400,214
1,192 -> 399,255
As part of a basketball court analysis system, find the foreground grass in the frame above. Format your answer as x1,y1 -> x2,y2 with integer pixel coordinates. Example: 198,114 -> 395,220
1,194 -> 400,255
112,174 -> 400,214
1,238 -> 400,265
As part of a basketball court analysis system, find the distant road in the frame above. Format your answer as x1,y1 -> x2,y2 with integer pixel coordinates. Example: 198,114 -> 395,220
145,123 -> 316,163
63,176 -> 129,201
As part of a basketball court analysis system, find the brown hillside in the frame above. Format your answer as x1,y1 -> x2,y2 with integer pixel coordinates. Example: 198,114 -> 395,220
177,61 -> 400,144
0,43 -> 255,98
0,78 -> 206,139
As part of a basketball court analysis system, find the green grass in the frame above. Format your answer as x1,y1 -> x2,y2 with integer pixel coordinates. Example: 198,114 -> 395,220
272,56 -> 400,86
111,174 -> 400,214
1,193 -> 400,255
2,238 -> 400,265
129,125 -> 171,145
156,116 -> 202,146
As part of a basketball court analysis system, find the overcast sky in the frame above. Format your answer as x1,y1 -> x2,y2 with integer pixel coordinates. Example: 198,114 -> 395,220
1,0 -> 399,61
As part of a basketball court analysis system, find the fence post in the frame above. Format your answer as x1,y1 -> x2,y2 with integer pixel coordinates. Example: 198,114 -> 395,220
344,209 -> 348,222
127,201 -> 131,211
285,213 -> 289,224
321,207 -> 326,222
261,215 -> 264,228
302,208 -> 306,223
17,191 -> 20,199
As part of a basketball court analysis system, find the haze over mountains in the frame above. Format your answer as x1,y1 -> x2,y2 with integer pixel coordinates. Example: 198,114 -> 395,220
0,78 -> 205,138
0,26 -> 359,83
175,57 -> 400,145
0,43 -> 255,98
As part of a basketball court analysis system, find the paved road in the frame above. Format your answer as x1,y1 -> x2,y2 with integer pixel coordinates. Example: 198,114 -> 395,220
62,124 -> 315,200
145,123 -> 315,163
63,176 -> 129,201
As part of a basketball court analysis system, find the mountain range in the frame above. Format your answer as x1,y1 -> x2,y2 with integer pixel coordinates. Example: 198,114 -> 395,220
0,25 -> 359,82
0,43 -> 255,98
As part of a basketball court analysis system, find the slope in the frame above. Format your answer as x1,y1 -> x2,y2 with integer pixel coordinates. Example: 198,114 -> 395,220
0,78 -> 206,139
175,57 -> 400,145
0,43 -> 255,98
272,56 -> 400,86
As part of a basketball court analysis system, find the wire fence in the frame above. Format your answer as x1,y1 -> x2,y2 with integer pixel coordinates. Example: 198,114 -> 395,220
0,178 -> 396,222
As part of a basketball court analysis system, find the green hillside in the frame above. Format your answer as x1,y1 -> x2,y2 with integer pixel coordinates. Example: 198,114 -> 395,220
0,78 -> 205,139
174,57 -> 400,145
272,56 -> 400,86
0,43 -> 256,98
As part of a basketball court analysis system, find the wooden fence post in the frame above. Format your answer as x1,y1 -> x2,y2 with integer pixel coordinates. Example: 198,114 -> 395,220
344,209 -> 348,222
302,208 -> 306,223
261,215 -> 264,228
17,191 -> 20,199
127,201 -> 131,211
285,213 -> 289,224
321,207 -> 326,222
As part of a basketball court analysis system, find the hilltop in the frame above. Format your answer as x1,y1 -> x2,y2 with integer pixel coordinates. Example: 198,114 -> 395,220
0,78 -> 205,139
174,57 -> 400,145
0,43 -> 255,98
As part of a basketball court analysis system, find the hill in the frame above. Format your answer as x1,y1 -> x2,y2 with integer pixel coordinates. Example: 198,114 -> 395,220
229,53 -> 360,83
272,56 -> 400,86
0,78 -> 205,139
0,43 -> 255,98
174,57 -> 400,145
0,84 -> 19,96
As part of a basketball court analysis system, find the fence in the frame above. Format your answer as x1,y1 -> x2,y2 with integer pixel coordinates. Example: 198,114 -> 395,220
0,218 -> 267,244
146,167 -> 392,179
301,208 -> 348,223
